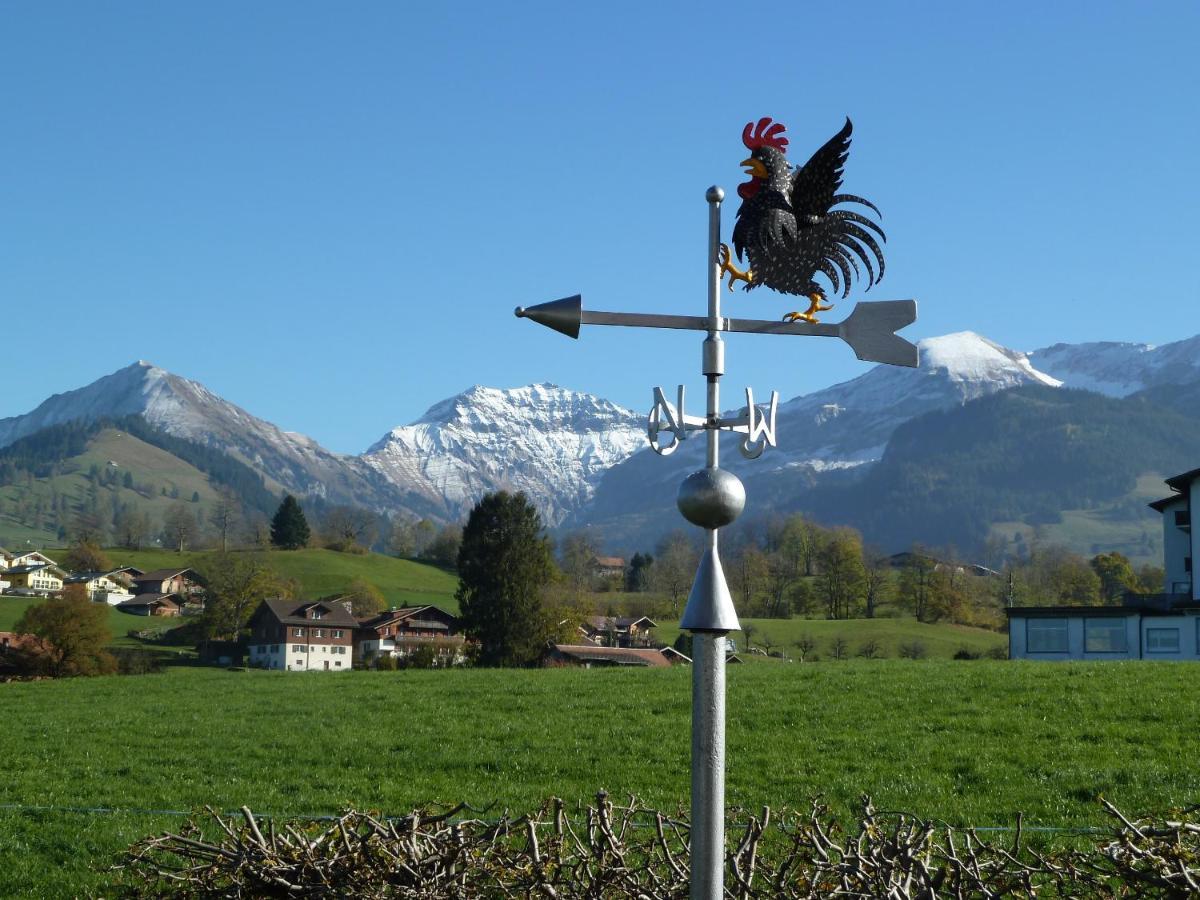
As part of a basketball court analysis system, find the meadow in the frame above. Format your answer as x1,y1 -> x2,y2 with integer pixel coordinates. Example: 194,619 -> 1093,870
2,660 -> 1198,896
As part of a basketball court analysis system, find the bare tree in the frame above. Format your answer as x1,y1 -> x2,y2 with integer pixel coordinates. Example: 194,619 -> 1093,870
651,531 -> 696,617
320,505 -> 378,553
162,502 -> 198,553
208,489 -> 241,553
793,633 -> 817,662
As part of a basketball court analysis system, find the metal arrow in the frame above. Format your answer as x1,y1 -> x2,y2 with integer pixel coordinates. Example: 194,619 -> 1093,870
515,294 -> 919,368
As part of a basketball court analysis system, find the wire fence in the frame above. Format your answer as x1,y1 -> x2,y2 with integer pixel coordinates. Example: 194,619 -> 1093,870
0,800 -> 1110,834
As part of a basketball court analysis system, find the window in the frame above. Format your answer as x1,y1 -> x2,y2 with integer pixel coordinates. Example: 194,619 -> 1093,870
1026,618 -> 1069,653
314,628 -> 324,638
293,627 -> 304,637
1085,618 -> 1127,653
335,660 -> 342,667
311,610 -> 323,619
1146,627 -> 1181,653
333,630 -> 343,638
292,644 -> 304,652
272,645 -> 279,653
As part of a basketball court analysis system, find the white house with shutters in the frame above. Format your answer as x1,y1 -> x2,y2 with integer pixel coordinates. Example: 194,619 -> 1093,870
1007,466 -> 1200,660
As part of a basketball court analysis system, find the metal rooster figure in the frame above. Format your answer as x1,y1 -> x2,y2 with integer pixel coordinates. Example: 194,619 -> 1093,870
719,117 -> 886,324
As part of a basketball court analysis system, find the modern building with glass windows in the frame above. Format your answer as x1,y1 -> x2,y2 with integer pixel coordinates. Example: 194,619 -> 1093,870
1007,467 -> 1200,660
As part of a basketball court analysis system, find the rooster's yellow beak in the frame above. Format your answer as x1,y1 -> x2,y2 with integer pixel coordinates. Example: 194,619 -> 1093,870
740,157 -> 768,179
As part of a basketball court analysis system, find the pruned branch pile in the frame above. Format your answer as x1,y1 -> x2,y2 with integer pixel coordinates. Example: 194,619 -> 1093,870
120,793 -> 1200,897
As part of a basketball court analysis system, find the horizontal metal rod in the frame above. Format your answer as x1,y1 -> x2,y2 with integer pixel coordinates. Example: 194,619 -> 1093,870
582,309 -> 840,337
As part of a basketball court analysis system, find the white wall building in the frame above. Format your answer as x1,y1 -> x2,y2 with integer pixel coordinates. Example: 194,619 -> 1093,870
1007,466 -> 1200,660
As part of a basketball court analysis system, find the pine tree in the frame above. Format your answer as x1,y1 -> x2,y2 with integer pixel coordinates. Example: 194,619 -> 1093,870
456,491 -> 555,667
270,495 -> 310,550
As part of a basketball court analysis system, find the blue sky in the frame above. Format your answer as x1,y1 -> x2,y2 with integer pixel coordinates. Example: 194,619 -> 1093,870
2,2 -> 1197,454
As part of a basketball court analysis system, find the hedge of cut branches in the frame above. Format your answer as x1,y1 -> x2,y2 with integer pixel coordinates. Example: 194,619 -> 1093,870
120,792 -> 1200,898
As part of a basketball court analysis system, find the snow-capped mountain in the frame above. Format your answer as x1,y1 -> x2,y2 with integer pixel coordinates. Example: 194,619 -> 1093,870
1029,335 -> 1200,397
0,361 -> 437,517
362,384 -> 645,526
568,331 -> 1069,541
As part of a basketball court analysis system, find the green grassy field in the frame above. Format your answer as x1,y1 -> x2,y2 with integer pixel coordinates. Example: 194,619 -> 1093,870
2,661 -> 1198,896
656,614 -> 1006,660
0,595 -> 179,651
103,547 -> 460,610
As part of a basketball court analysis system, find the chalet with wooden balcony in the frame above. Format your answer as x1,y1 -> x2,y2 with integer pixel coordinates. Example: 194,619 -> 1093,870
247,597 -> 357,671
356,605 -> 465,666
579,615 -> 657,648
131,568 -> 203,601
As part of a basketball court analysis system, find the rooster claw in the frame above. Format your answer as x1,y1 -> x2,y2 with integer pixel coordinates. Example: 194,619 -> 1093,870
717,243 -> 752,292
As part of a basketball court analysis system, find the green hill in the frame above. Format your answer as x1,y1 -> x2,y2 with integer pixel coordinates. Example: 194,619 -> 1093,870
0,427 -> 229,547
805,386 -> 1198,562
104,547 -> 459,611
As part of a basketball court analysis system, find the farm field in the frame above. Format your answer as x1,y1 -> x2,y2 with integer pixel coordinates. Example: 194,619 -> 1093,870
656,614 -> 1006,660
103,547 -> 460,610
3,661 -> 1199,896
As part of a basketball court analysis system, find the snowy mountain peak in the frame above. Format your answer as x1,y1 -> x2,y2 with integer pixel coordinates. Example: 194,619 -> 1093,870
364,383 -> 646,526
917,332 -> 1061,388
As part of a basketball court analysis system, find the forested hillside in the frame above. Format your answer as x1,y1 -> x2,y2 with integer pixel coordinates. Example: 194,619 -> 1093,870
803,386 -> 1199,560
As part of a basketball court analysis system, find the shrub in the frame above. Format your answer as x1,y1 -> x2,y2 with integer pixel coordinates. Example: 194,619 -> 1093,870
953,647 -> 982,660
857,639 -> 884,659
111,649 -> 165,675
898,640 -> 928,660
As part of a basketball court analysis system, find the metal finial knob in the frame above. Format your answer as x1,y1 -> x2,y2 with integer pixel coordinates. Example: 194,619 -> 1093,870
677,467 -> 744,529
706,185 -> 724,203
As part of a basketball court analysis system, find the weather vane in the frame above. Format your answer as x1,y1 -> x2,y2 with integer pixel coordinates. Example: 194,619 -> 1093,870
516,116 -> 918,900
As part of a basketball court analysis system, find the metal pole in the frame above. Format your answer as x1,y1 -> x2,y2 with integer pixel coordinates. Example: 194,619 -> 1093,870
691,185 -> 729,900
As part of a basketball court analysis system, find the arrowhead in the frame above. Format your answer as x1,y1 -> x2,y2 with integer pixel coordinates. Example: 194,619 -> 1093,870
514,295 -> 583,340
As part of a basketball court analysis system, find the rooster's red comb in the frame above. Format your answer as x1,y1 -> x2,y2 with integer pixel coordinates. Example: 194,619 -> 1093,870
742,117 -> 789,153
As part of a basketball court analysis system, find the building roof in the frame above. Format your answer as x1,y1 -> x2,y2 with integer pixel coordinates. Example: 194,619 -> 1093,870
550,644 -> 672,667
5,564 -> 63,576
359,605 -> 460,630
132,568 -> 195,582
1006,598 -> 1200,617
1165,467 -> 1200,491
63,569 -> 130,584
583,615 -> 657,632
117,594 -> 181,610
593,556 -> 625,568
1149,494 -> 1187,512
259,597 -> 359,628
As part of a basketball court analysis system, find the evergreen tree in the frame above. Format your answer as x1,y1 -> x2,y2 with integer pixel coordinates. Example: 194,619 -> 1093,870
270,495 -> 310,550
456,491 -> 555,667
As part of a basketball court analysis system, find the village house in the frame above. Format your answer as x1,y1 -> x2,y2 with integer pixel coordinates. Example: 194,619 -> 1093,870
1007,466 -> 1200,660
592,556 -> 626,580
131,568 -> 202,601
3,563 -> 66,596
356,605 -> 465,666
3,549 -> 59,569
579,615 -> 658,648
63,569 -> 137,605
246,597 -> 357,671
117,595 -> 182,617
545,643 -> 675,668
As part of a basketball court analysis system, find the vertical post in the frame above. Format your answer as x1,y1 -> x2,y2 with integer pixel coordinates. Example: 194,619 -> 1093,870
691,185 -> 728,899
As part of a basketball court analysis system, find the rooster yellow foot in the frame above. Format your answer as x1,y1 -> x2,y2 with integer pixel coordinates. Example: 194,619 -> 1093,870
717,243 -> 752,292
783,293 -> 834,324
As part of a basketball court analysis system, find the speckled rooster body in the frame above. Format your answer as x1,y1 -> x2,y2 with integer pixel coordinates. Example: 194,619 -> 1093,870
720,117 -> 886,323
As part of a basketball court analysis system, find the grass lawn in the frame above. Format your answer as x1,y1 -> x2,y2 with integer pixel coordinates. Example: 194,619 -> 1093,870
103,547 -> 460,610
2,661 -> 1199,895
0,595 -> 180,652
656,614 -> 1006,660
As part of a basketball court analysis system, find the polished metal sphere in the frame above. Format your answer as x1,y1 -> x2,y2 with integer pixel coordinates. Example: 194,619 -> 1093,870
677,467 -> 745,529
706,185 -> 725,203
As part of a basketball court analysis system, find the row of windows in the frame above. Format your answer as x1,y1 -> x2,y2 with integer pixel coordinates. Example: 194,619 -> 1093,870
1027,618 -> 1200,654
290,645 -> 348,654
291,627 -> 345,638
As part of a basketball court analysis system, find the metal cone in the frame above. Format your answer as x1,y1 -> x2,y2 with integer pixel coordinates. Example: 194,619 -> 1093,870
514,295 -> 582,339
680,544 -> 741,633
